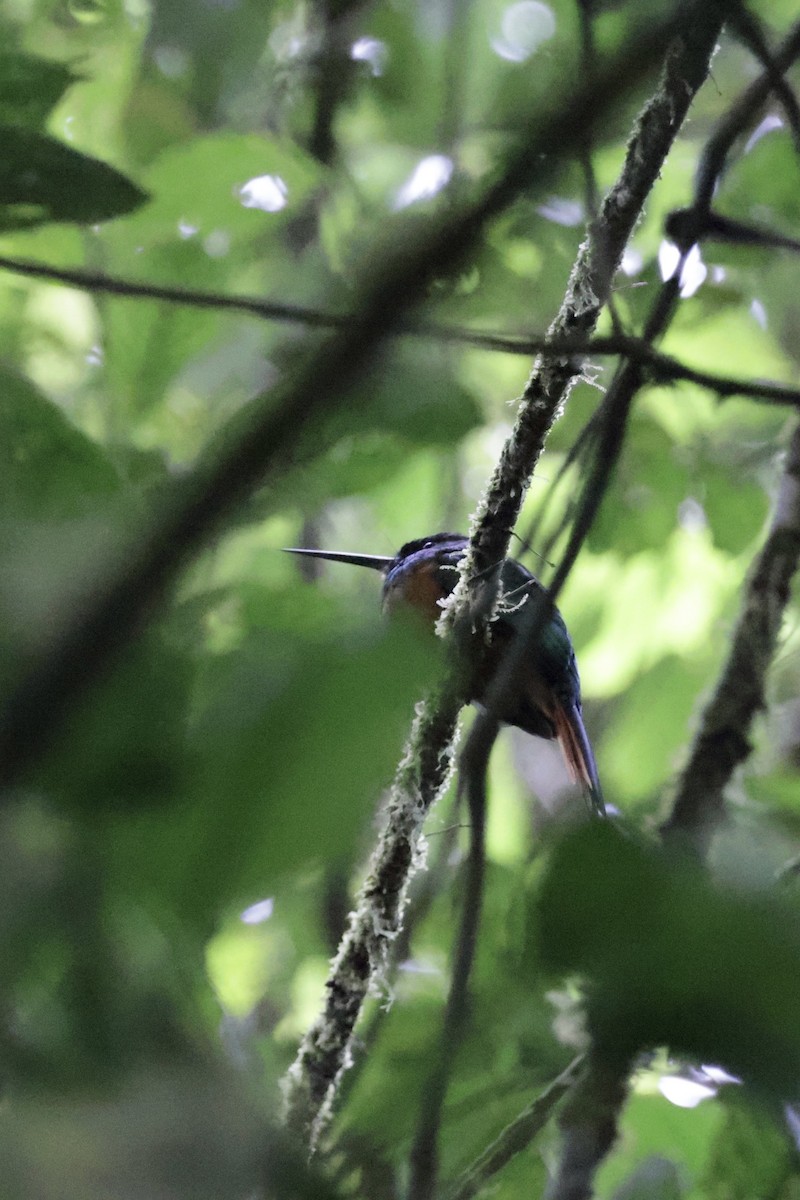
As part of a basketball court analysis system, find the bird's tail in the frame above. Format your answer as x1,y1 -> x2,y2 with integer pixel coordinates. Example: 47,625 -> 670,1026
552,701 -> 605,817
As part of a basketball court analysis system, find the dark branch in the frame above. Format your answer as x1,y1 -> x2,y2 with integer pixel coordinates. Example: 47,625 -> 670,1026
0,5 -> 702,792
690,17 -> 800,224
662,419 -> 800,857
0,252 -> 351,328
407,722 -> 493,1200
283,0 -> 727,1153
3,256 -> 799,407
459,6 -> 728,595
544,1053 -> 633,1200
727,4 -> 800,153
541,19 -> 800,1191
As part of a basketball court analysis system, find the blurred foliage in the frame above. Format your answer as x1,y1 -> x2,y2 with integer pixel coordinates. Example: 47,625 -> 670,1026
2,0 -> 800,1196
541,823 -> 800,1092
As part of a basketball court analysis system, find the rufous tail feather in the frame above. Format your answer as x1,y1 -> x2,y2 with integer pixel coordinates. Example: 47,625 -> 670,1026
552,701 -> 605,817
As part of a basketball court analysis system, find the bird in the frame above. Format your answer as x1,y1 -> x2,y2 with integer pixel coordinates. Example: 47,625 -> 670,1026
284,532 -> 604,816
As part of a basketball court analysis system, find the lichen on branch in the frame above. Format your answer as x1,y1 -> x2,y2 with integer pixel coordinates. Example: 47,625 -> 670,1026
663,420 -> 800,857
282,3 -> 728,1154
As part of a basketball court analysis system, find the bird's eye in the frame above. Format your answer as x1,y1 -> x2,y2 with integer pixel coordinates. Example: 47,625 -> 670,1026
423,539 -> 434,549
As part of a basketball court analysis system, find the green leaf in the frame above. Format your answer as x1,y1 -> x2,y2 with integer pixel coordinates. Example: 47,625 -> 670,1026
36,629 -> 195,813
190,619 -> 438,874
200,341 -> 483,523
538,823 -> 800,1095
102,241 -> 226,418
0,125 -> 147,230
588,416 -> 688,555
268,341 -> 484,455
0,368 -> 120,521
103,617 -> 441,929
700,460 -> 768,555
595,1092 -> 725,1200
722,128 -> 800,238
0,1064 -> 309,1196
601,656 -> 709,803
355,343 -> 484,443
700,1092 -> 795,1200
234,434 -> 414,526
0,52 -> 79,128
110,132 -> 319,251
97,133 -> 322,416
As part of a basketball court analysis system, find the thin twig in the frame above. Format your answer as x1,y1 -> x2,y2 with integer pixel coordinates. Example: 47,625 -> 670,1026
407,723 -> 493,1200
576,1 -> 601,222
470,333 -> 800,407
446,1056 -> 584,1200
544,18 -> 800,1193
477,277 -> 682,1200
438,14 -> 800,1199
307,0 -> 360,166
468,279 -> 684,798
657,14 -> 800,858
0,252 -> 352,326
692,16 -> 800,220
726,4 -> 800,153
2,253 -> 799,406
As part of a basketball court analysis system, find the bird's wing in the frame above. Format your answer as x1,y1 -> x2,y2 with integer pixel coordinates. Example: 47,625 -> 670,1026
496,559 -> 582,707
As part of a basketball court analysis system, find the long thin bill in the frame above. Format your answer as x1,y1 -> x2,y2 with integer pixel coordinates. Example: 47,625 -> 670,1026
282,547 -> 393,572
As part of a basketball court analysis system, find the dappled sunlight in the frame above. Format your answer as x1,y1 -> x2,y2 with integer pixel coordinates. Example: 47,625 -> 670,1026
392,154 -> 454,209
240,897 -> 274,925
237,173 -> 288,213
576,527 -> 739,700
658,239 -> 707,298
659,1075 -> 717,1108
486,735 -> 531,862
206,922 -> 275,1019
489,1 -> 556,62
350,36 -> 387,77
537,196 -> 583,227
277,958 -> 331,1041
4,2 -> 800,1196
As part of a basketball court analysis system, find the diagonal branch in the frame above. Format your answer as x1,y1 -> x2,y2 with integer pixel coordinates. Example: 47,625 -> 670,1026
653,0 -> 800,872
726,4 -> 800,151
407,720 -> 493,1200
446,1056 -> 584,1200
662,419 -> 800,857
0,4 -> 697,791
0,252 -> 353,328
281,0 -> 730,1154
545,24 -> 800,1193
416,264 -> 684,1200
455,4 -> 728,611
675,15 -> 800,242
546,18 -> 800,1195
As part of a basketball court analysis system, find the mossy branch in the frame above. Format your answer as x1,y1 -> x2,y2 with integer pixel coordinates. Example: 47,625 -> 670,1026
663,420 -> 800,855
282,2 -> 728,1153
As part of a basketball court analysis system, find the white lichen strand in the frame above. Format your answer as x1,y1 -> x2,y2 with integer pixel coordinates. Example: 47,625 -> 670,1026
564,274 -> 601,323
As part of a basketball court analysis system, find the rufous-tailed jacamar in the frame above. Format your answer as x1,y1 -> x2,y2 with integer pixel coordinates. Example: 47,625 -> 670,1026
285,533 -> 604,815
